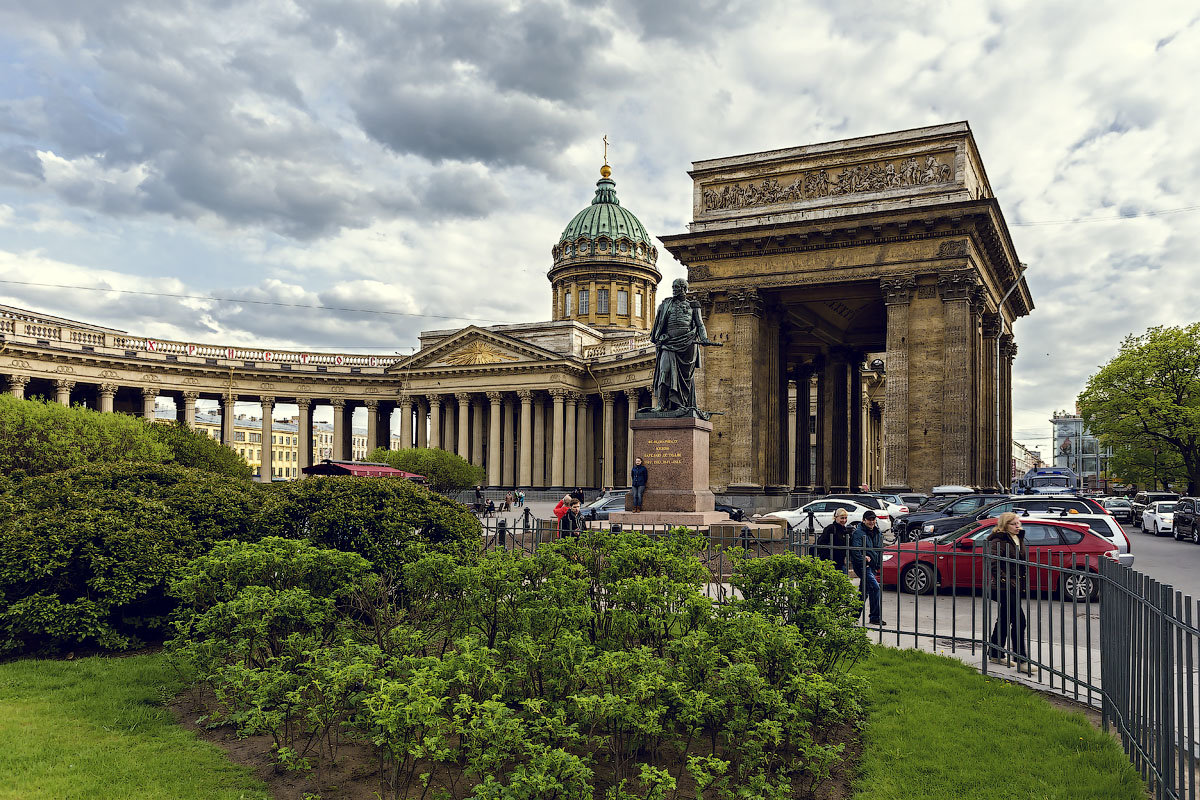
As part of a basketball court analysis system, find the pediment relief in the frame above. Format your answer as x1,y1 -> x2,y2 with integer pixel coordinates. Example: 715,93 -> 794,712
438,341 -> 522,366
391,328 -> 562,372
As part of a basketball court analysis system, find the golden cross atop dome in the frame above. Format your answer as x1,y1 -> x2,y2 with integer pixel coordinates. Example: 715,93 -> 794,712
601,134 -> 611,178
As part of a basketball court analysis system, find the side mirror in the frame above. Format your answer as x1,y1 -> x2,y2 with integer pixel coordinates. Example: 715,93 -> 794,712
955,539 -> 975,550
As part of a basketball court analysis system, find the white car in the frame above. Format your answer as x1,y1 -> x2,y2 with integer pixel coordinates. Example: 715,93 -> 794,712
1025,512 -> 1134,568
759,499 -> 891,534
1141,501 -> 1176,536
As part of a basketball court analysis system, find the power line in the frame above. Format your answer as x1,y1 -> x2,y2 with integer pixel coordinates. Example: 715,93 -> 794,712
0,279 -> 514,324
1010,204 -> 1200,227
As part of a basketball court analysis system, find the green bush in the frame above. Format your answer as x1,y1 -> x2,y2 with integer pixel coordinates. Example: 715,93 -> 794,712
366,446 -> 484,492
255,476 -> 481,575
0,394 -> 171,478
150,420 -> 252,479
0,463 -> 263,654
170,530 -> 869,798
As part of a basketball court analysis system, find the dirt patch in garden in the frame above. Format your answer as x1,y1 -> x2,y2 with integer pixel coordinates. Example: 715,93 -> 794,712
170,690 -> 861,800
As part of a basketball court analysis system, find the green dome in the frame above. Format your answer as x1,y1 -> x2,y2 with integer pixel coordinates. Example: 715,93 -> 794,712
558,172 -> 652,246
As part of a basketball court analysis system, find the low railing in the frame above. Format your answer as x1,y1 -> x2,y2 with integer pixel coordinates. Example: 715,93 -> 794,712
475,517 -> 1199,799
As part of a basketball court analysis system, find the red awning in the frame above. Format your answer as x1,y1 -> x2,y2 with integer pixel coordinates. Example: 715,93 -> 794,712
300,460 -> 426,480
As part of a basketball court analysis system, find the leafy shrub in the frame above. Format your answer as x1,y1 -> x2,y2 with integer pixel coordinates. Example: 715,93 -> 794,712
0,394 -> 171,478
0,463 -> 263,654
170,529 -> 869,798
255,476 -> 481,575
366,446 -> 485,492
149,420 -> 252,479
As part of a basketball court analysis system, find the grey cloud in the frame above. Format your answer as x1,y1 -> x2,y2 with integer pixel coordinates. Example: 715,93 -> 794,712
0,146 -> 45,186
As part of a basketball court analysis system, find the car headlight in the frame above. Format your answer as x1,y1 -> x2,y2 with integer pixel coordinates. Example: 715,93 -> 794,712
923,524 -> 935,532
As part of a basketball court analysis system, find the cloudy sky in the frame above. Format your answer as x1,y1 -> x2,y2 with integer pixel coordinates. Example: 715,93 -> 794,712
1,0 -> 1198,453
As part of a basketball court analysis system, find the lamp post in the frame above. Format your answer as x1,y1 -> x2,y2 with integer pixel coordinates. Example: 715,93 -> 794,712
1152,446 -> 1160,491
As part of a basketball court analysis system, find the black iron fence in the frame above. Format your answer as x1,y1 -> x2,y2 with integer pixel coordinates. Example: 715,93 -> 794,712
477,516 -> 1199,798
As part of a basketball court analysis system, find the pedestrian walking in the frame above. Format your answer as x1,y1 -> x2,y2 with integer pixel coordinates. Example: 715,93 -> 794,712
814,507 -> 852,573
987,512 -> 1031,673
474,485 -> 483,512
850,510 -> 886,626
630,456 -> 648,512
554,493 -> 583,537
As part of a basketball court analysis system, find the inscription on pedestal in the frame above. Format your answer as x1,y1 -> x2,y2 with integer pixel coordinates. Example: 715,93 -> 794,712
644,437 -> 683,467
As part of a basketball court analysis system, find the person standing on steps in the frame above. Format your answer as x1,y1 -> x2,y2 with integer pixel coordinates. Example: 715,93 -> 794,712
850,510 -> 886,626
987,512 -> 1031,674
630,456 -> 648,512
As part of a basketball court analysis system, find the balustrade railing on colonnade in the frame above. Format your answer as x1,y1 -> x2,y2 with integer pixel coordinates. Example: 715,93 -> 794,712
476,515 -> 1200,800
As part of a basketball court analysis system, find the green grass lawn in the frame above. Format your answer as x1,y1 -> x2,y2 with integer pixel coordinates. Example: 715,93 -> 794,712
853,647 -> 1147,800
0,648 -> 1148,800
0,653 -> 268,800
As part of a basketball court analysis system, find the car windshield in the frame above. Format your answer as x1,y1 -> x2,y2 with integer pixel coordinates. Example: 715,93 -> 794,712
937,522 -> 983,544
1156,503 -> 1177,513
1104,499 -> 1130,507
1031,477 -> 1069,487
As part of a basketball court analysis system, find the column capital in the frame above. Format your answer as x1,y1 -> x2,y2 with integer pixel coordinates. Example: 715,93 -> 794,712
880,275 -> 917,305
426,393 -> 442,406
260,395 -> 276,407
999,332 -> 1016,358
138,385 -> 155,398
363,398 -> 379,410
788,399 -> 798,414
486,391 -> 504,403
9,374 -> 29,388
601,390 -> 617,404
936,270 -> 979,301
517,389 -> 534,402
623,387 -> 640,401
572,392 -> 588,407
548,388 -> 569,401
54,379 -> 76,391
294,397 -> 312,410
181,390 -> 200,401
982,312 -> 1002,339
99,383 -> 118,397
454,391 -> 472,404
728,287 -> 764,316
330,397 -> 347,408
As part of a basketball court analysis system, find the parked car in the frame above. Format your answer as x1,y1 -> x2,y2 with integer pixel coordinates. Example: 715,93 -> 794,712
761,499 -> 889,534
917,495 -> 1105,540
898,493 -> 931,509
716,502 -> 745,522
823,493 -> 899,524
891,493 -> 1010,542
868,492 -> 913,514
1170,497 -> 1200,543
879,517 -> 1120,601
1101,497 -> 1134,524
1024,511 -> 1134,567
579,492 -> 629,522
1131,491 -> 1179,522
1140,501 -> 1177,536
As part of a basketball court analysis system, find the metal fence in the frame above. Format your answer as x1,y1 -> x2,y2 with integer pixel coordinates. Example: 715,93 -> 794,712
477,516 -> 1199,799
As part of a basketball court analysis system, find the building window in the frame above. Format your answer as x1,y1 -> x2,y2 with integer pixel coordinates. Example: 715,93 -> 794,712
235,431 -> 245,442
635,292 -> 643,317
564,290 -> 571,317
579,289 -> 589,315
617,289 -> 628,315
597,288 -> 609,314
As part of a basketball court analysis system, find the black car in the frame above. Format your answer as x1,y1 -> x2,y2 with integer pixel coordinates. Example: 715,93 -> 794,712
1102,497 -> 1134,523
716,502 -> 745,522
1131,491 -> 1179,522
1170,497 -> 1200,543
891,493 -> 1010,542
918,496 -> 1105,540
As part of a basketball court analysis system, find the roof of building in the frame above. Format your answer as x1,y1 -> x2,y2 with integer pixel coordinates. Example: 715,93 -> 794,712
558,166 -> 652,247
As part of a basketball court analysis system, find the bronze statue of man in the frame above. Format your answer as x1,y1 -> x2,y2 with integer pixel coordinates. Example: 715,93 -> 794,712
650,278 -> 721,413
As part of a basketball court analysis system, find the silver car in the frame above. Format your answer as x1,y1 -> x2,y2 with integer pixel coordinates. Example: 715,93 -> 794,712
1024,511 -> 1134,567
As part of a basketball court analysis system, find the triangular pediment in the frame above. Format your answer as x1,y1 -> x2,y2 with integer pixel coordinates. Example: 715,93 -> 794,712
388,327 -> 564,372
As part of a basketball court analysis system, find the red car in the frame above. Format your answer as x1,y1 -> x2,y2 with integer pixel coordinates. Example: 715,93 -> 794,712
878,517 -> 1120,601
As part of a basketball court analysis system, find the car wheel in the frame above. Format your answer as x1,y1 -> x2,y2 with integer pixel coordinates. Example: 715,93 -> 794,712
901,563 -> 936,595
1062,571 -> 1098,602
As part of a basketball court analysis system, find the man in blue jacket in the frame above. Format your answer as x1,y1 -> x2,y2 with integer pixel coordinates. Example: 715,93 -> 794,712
630,456 -> 648,512
850,510 -> 885,626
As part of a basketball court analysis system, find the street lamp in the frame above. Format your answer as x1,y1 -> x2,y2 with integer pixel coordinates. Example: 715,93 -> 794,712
1152,446 -> 1160,491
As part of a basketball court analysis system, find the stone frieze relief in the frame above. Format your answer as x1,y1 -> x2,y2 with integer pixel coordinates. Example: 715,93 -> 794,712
701,152 -> 955,212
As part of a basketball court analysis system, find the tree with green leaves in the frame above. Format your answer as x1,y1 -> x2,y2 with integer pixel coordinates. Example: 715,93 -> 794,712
366,446 -> 485,493
1078,324 -> 1200,494
149,420 -> 252,479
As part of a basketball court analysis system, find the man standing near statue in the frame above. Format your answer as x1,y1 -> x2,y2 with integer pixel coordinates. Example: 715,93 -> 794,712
651,277 -> 721,414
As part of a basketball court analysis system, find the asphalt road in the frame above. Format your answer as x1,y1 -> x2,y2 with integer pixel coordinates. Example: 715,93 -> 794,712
1119,520 -> 1200,595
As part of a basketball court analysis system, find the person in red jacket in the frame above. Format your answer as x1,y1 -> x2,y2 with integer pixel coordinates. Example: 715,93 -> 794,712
554,493 -> 583,537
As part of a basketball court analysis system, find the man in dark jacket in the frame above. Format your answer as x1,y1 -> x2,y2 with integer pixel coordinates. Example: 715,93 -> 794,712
814,507 -> 852,573
850,510 -> 885,626
630,457 -> 648,512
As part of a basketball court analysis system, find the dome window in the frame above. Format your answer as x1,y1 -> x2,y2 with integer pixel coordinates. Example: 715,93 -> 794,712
617,289 -> 628,315
564,244 -> 573,256
597,288 -> 609,314
620,241 -> 629,253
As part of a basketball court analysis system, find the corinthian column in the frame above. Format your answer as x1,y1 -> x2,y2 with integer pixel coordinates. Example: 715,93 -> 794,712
487,392 -> 503,486
365,399 -> 380,457
575,395 -> 590,487
55,379 -> 75,406
8,375 -> 29,399
880,275 -> 916,490
982,313 -> 1002,490
427,394 -> 442,450
398,394 -> 413,449
180,391 -> 198,428
601,391 -> 616,489
295,397 -> 313,469
260,396 -> 275,481
456,393 -> 472,459
549,389 -> 567,488
98,383 -> 117,414
938,272 -> 977,486
624,388 -> 639,482
331,398 -> 347,460
787,386 -> 798,489
532,393 -> 546,486
140,387 -> 157,419
563,392 -> 577,487
473,398 -> 486,469
517,390 -> 533,487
